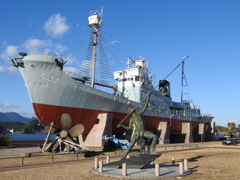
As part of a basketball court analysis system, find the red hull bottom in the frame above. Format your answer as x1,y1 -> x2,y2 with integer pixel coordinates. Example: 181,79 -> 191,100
33,103 -> 202,135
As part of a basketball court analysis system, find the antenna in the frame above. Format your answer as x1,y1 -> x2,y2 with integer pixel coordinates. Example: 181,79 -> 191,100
99,6 -> 103,21
181,56 -> 190,104
127,56 -> 131,68
117,56 -> 189,126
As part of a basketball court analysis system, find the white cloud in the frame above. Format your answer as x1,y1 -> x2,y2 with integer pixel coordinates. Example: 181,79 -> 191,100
64,56 -> 78,65
0,103 -> 35,118
110,40 -> 120,45
1,45 -> 19,61
54,43 -> 68,54
228,119 -> 239,125
42,48 -> 52,54
22,38 -> 52,54
63,66 -> 79,74
0,103 -> 21,109
0,65 -> 19,74
44,14 -> 70,38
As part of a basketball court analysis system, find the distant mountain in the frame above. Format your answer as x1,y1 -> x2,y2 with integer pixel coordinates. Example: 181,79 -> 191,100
0,112 -> 35,124
20,119 -> 44,134
0,121 -> 25,134
0,112 -> 45,134
0,120 -> 44,134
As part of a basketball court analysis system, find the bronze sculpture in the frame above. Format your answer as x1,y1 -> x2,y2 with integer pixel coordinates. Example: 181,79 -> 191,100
117,91 -> 158,159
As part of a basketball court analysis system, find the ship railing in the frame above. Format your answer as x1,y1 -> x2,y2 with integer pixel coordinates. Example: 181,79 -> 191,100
94,78 -> 114,87
64,70 -> 115,88
172,110 -> 201,117
173,100 -> 201,110
172,110 -> 213,118
202,113 -> 213,118
172,102 -> 184,108
9,58 -> 24,68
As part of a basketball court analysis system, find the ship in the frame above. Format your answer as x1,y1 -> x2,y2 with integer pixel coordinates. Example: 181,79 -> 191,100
10,9 -> 213,145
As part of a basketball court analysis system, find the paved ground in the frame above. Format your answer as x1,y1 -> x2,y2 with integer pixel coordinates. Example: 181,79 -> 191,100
0,143 -> 206,178
1,142 -> 237,179
0,146 -> 40,158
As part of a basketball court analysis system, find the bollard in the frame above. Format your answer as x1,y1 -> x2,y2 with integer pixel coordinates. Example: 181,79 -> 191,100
122,163 -> 127,176
155,163 -> 160,176
184,159 -> 188,171
94,158 -> 98,168
106,156 -> 110,163
179,162 -> 183,174
172,157 -> 175,166
99,161 -> 103,173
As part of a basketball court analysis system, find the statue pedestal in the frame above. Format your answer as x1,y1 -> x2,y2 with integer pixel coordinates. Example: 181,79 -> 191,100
103,154 -> 161,169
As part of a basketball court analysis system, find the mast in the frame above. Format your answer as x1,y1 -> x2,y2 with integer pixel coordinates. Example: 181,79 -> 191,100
181,56 -> 190,104
91,29 -> 98,88
88,10 -> 102,88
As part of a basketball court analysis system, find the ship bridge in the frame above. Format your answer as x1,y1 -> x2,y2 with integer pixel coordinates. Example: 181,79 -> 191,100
113,57 -> 174,111
114,59 -> 153,103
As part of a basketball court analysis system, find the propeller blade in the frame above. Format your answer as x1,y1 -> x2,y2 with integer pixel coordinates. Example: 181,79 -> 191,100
65,136 -> 75,142
68,124 -> 84,137
61,113 -> 72,130
49,139 -> 59,152
44,126 -> 56,134
60,130 -> 68,138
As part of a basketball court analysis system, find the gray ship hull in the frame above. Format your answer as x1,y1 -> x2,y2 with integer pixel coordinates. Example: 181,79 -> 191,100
11,54 -> 213,135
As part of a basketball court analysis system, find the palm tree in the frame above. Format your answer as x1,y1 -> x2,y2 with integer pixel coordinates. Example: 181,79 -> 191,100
222,127 -> 228,135
215,126 -> 220,135
227,122 -> 236,136
238,124 -> 240,136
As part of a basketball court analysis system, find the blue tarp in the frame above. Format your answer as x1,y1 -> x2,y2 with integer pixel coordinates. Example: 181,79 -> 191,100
102,135 -> 129,149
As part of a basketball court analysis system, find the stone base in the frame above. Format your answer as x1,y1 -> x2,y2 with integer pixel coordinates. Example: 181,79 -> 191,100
79,113 -> 113,147
92,164 -> 192,178
103,154 -> 161,169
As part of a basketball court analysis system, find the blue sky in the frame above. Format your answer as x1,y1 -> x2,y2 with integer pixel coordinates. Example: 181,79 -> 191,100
0,0 -> 240,127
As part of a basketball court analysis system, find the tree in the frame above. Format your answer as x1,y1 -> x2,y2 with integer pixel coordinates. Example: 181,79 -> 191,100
222,127 -> 228,135
215,126 -> 220,135
228,122 -> 236,135
0,134 -> 11,147
237,124 -> 240,136
228,122 -> 236,129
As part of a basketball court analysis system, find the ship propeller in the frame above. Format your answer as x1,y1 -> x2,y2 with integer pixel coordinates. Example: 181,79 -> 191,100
61,113 -> 72,131
42,113 -> 85,153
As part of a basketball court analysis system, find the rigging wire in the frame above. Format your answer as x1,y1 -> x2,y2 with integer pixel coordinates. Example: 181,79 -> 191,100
102,24 -> 133,57
101,28 -> 153,102
101,36 -> 126,70
101,37 -> 140,100
117,56 -> 190,126
62,34 -> 91,62
98,31 -> 113,80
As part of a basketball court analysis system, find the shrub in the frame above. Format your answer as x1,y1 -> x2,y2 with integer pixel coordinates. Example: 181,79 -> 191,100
0,134 -> 11,147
